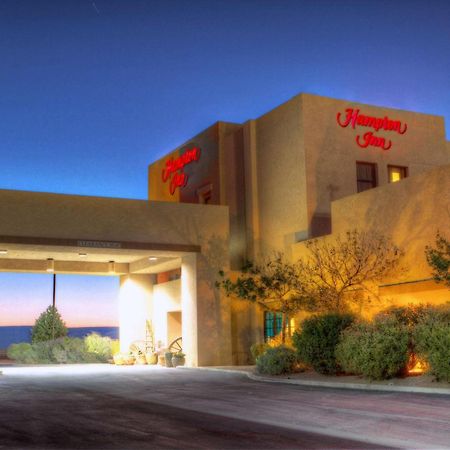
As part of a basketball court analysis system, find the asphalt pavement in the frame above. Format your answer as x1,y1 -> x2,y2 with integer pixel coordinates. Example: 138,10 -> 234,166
0,365 -> 449,449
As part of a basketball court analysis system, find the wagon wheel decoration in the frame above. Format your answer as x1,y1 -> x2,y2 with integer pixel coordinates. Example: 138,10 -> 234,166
168,337 -> 182,353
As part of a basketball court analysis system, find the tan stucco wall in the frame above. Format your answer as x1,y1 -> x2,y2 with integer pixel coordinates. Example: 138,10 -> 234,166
118,274 -> 153,352
252,95 -> 308,256
301,93 -> 449,236
148,122 -> 240,205
152,279 -> 181,348
292,164 -> 450,315
331,164 -> 450,281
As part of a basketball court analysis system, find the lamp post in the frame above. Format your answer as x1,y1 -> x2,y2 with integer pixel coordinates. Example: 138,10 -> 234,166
52,273 -> 56,308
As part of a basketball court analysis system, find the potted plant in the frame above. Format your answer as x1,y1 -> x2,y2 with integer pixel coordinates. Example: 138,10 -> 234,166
113,353 -> 135,365
134,352 -> 147,365
164,351 -> 174,368
172,352 -> 186,367
145,352 -> 158,365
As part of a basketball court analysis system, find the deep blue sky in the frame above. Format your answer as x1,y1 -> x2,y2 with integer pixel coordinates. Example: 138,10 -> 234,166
0,0 -> 449,326
1,0 -> 449,200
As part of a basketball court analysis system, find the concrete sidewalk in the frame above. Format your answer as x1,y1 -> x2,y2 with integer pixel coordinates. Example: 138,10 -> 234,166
186,366 -> 450,396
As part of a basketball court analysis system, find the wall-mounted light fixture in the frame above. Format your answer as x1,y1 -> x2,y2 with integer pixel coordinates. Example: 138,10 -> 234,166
78,253 -> 88,258
0,250 -> 8,255
108,261 -> 115,273
46,258 -> 55,273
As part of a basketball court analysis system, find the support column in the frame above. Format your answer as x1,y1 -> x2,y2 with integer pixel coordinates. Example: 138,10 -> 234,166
181,254 -> 198,367
118,274 -> 153,353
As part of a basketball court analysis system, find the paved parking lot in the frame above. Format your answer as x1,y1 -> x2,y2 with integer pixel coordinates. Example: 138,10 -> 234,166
1,365 -> 449,449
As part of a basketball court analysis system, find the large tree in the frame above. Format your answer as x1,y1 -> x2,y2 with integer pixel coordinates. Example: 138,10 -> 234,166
216,254 -> 313,343
299,230 -> 404,312
425,231 -> 450,287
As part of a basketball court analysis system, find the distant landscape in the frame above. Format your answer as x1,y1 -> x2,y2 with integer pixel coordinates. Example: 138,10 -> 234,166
0,326 -> 119,349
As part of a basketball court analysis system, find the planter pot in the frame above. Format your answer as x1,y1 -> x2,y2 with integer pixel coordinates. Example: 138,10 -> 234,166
135,355 -> 147,365
113,354 -> 124,365
145,353 -> 158,365
114,354 -> 135,365
172,356 -> 185,367
164,352 -> 173,368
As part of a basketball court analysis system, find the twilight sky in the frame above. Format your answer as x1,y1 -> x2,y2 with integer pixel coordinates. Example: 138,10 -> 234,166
0,0 -> 449,326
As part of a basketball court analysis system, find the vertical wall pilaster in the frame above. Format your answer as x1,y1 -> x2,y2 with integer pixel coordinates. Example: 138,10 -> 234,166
118,274 -> 153,353
181,254 -> 198,367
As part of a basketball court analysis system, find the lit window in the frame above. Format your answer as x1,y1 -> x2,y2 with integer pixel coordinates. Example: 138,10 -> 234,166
356,162 -> 378,193
388,165 -> 408,183
264,312 -> 292,342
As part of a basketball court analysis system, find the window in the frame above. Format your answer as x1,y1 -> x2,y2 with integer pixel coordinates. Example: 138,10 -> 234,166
197,183 -> 213,204
388,165 -> 408,183
264,312 -> 293,342
356,162 -> 378,193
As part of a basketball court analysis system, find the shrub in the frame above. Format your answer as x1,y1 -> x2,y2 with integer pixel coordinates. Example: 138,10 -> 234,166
250,343 -> 270,362
292,313 -> 355,374
375,304 -> 432,328
414,305 -> 450,382
84,333 -> 113,361
31,306 -> 68,343
256,345 -> 297,375
7,343 -> 35,363
336,317 -> 409,380
7,337 -> 104,364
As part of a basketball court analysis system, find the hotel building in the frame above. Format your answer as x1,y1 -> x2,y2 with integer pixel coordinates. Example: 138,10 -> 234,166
1,93 -> 449,365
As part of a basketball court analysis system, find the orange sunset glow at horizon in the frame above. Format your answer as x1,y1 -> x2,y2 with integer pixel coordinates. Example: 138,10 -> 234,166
0,273 -> 119,327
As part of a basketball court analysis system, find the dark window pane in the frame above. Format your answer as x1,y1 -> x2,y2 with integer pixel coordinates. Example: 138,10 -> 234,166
356,162 -> 377,193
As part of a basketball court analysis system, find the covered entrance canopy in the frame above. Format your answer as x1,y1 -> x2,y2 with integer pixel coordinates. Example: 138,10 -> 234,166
0,189 -> 232,367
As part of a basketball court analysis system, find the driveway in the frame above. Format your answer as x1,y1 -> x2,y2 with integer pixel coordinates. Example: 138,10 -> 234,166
0,365 -> 449,449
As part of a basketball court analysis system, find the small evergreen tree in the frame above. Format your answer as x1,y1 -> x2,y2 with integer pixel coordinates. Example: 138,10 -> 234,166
31,305 -> 68,343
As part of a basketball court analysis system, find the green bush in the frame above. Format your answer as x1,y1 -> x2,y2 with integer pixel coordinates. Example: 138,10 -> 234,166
414,305 -> 450,382
292,313 -> 355,375
256,345 -> 297,375
31,306 -> 68,343
84,333 -> 114,361
250,342 -> 270,363
375,304 -> 432,328
336,317 -> 409,380
7,343 -> 35,363
7,337 -> 107,364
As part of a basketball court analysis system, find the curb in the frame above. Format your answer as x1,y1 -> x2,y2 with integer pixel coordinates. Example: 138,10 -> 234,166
180,366 -> 450,396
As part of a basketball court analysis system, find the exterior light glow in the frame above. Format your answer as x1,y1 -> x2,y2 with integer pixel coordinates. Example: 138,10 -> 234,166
46,258 -> 55,272
149,257 -> 157,261
0,250 -> 8,255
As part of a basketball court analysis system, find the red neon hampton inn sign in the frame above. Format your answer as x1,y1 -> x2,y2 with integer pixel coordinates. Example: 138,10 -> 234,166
336,108 -> 408,150
162,145 -> 201,195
